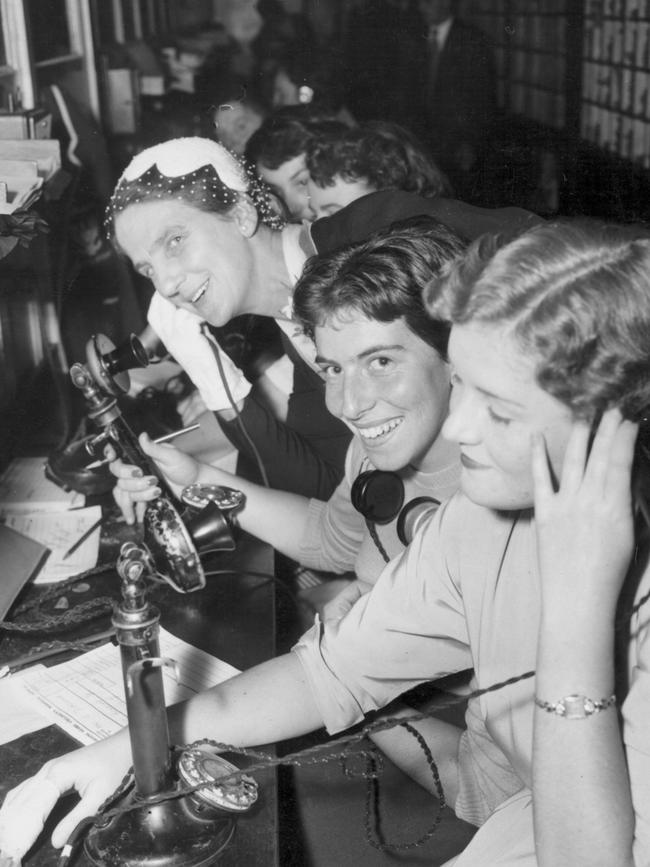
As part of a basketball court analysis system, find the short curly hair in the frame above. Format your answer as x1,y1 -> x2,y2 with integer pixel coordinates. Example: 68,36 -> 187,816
306,121 -> 452,198
245,106 -> 349,170
426,219 -> 650,421
293,215 -> 466,359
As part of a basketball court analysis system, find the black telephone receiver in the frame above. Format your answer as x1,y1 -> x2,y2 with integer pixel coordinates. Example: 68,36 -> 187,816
66,333 -> 239,592
351,466 -> 441,548
633,415 -> 650,535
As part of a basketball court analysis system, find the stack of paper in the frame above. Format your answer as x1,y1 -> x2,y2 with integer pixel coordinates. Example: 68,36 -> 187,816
0,176 -> 43,214
0,139 -> 61,182
0,628 -> 240,746
0,457 -> 101,583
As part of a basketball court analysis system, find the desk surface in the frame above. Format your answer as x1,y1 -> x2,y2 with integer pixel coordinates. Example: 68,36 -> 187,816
0,524 -> 279,866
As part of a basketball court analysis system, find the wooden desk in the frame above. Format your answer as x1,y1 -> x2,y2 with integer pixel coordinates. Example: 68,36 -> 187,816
0,525 -> 278,866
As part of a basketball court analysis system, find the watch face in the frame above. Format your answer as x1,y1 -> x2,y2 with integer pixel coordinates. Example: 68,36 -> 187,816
181,483 -> 245,513
560,695 -> 590,719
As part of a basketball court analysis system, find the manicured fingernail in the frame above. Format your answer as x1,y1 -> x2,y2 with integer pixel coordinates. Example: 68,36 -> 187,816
146,476 -> 158,486
151,488 -> 161,497
131,468 -> 143,478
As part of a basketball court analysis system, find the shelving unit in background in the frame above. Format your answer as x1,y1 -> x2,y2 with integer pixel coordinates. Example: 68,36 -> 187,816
462,0 -> 650,219
465,0 -> 570,129
581,0 -> 650,168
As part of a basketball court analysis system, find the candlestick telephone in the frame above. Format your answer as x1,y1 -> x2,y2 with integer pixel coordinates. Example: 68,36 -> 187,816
66,332 -> 257,866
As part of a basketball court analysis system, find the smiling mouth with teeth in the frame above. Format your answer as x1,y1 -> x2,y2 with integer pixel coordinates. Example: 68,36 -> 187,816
191,281 -> 208,304
356,418 -> 404,441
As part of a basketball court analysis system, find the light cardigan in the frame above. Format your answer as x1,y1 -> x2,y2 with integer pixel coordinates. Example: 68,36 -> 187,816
294,492 -> 650,861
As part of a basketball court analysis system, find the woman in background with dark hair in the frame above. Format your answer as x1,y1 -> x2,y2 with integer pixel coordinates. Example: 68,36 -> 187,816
245,106 -> 350,221
305,120 -> 453,218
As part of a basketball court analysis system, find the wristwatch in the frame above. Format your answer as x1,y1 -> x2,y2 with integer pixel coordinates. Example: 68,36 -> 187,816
534,693 -> 617,720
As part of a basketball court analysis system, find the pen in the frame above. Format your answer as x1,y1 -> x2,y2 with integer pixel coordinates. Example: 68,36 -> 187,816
61,514 -> 127,561
84,423 -> 201,469
0,627 -> 117,678
153,422 -> 201,444
61,516 -> 103,560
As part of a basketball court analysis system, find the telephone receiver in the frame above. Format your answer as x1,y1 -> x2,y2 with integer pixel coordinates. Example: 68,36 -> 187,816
633,415 -> 650,535
69,332 -> 242,593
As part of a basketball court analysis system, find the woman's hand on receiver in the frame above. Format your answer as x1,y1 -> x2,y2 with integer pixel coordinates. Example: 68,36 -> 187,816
109,432 -> 200,525
532,406 -> 638,621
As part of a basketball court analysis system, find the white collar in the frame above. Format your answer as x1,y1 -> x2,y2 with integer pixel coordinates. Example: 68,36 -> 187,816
279,222 -> 309,320
281,223 -> 308,285
278,221 -> 318,367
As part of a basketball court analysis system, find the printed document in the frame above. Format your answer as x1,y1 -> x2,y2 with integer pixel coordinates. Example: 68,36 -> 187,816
0,628 -> 240,746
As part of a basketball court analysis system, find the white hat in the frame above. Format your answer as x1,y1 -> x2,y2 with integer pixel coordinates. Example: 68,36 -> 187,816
120,136 -> 249,191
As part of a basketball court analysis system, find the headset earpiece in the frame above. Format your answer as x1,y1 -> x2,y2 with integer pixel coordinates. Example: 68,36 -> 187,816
351,468 -> 441,554
351,470 -> 405,524
396,496 -> 441,546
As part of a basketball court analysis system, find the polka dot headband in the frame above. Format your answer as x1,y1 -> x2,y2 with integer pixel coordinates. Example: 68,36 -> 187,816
105,136 -> 285,234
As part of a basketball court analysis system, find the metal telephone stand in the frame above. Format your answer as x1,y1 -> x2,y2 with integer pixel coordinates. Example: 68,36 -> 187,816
84,542 -> 257,867
63,332 -> 257,864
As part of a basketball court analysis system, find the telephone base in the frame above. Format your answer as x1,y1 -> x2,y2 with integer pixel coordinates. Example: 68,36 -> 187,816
84,785 -> 235,867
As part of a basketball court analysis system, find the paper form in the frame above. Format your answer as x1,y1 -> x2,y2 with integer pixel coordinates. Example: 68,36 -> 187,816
0,457 -> 84,516
0,628 -> 240,747
3,506 -> 102,583
0,666 -> 51,743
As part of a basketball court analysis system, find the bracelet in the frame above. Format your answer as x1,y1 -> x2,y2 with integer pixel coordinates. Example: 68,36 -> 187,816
534,693 -> 617,720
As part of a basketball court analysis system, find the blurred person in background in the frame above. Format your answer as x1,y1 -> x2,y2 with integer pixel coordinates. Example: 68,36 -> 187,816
413,0 -> 497,203
245,106 -> 350,221
268,42 -> 354,125
305,120 -> 452,219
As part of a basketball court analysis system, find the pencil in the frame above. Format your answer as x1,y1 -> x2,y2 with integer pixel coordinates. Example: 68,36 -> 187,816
84,423 -> 201,469
0,627 -> 117,677
61,516 -> 103,560
153,423 -> 201,444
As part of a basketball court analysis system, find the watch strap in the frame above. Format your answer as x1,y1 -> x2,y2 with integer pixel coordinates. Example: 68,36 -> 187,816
534,693 -> 616,720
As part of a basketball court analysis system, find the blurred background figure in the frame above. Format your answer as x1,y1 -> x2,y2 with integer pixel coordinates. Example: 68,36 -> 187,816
194,0 -> 265,104
412,0 -> 497,203
343,0 -> 420,127
342,0 -> 497,205
212,96 -> 266,155
245,106 -> 350,221
267,42 -> 354,125
305,120 -> 452,218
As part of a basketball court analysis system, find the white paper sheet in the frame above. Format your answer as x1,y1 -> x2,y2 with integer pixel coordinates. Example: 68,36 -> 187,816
0,666 -> 51,743
0,457 -> 84,516
0,628 -> 240,747
3,506 -> 102,583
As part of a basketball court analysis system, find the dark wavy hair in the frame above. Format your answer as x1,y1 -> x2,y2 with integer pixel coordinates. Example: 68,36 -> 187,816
245,106 -> 349,170
307,121 -> 453,198
293,215 -> 466,358
426,219 -> 650,421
